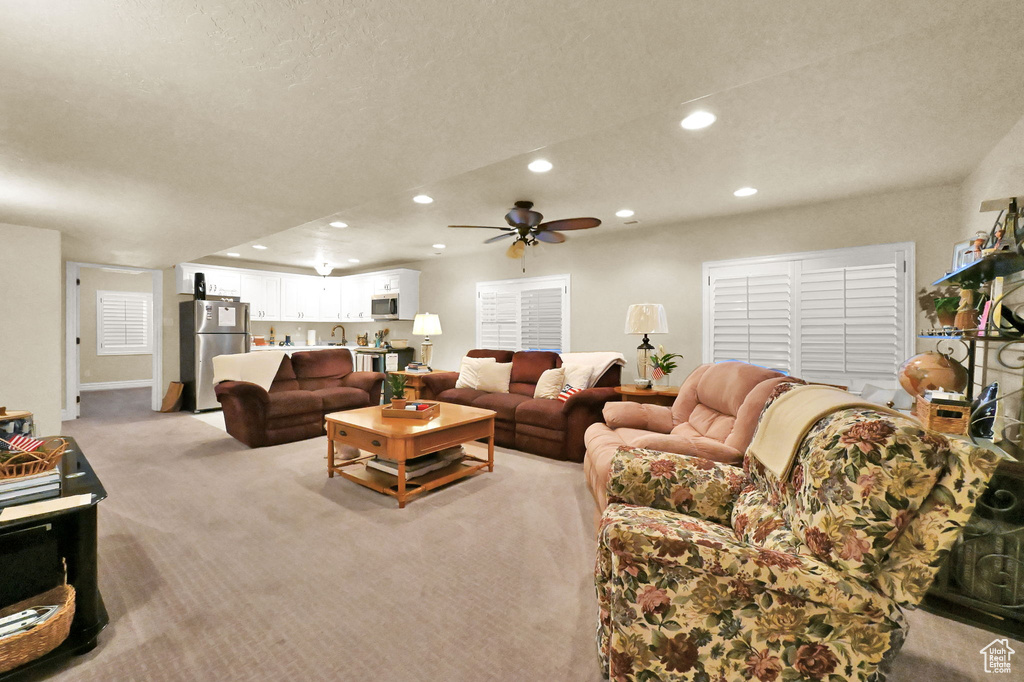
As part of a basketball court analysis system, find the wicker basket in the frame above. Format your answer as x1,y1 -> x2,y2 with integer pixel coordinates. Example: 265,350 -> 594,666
0,584 -> 76,673
0,438 -> 67,480
916,396 -> 970,435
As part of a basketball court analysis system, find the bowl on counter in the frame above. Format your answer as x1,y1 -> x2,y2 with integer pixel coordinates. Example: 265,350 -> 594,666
390,339 -> 408,349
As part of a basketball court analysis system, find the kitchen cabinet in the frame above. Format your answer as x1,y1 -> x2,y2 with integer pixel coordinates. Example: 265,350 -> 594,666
175,264 -> 241,297
240,273 -> 281,320
373,272 -> 401,294
341,275 -> 373,321
281,276 -> 320,321
317,277 -> 343,321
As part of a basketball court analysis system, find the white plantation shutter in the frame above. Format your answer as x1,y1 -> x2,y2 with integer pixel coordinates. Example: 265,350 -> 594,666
476,275 -> 570,353
97,290 -> 153,355
704,244 -> 912,390
708,263 -> 792,374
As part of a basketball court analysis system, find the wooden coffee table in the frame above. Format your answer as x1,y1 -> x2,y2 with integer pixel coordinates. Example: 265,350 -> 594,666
325,403 -> 496,508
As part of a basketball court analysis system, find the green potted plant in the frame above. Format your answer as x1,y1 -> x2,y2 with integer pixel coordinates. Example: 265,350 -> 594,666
387,373 -> 408,409
649,346 -> 683,386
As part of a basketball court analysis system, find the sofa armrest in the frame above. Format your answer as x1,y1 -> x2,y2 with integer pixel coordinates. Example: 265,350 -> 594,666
599,502 -> 898,617
341,371 -> 385,403
561,387 -> 619,463
214,380 -> 270,406
422,372 -> 459,397
602,401 -> 674,433
607,447 -> 745,525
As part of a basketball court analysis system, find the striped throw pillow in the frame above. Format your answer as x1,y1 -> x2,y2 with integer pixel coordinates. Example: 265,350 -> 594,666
557,385 -> 583,403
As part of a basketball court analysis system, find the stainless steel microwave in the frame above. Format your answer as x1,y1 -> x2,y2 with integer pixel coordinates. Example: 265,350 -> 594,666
371,293 -> 399,319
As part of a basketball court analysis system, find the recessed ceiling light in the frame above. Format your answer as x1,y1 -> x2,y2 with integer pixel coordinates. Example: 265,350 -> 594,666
432,243 -> 446,249
252,244 -> 268,250
329,221 -> 348,228
413,194 -> 433,204
348,258 -> 360,263
528,159 -> 553,173
733,187 -> 758,197
680,111 -> 717,130
615,209 -> 635,218
226,252 -> 240,257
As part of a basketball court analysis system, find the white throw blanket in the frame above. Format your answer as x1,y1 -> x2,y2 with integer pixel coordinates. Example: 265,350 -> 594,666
747,384 -> 907,480
558,351 -> 626,388
212,351 -> 286,392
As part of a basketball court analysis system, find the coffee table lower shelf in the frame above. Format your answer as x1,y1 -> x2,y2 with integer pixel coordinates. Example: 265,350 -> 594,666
330,451 -> 489,502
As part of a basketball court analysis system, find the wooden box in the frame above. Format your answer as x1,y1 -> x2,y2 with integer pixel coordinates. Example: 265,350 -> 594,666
916,396 -> 970,435
381,401 -> 440,420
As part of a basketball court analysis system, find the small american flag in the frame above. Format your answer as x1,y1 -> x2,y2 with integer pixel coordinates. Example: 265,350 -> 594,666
1,434 -> 45,452
650,365 -> 665,381
557,385 -> 583,403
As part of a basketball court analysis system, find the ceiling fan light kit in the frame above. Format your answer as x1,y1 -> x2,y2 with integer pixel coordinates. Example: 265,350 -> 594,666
448,201 -> 600,272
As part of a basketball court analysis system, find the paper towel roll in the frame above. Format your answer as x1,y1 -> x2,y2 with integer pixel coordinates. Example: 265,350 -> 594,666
307,329 -> 317,346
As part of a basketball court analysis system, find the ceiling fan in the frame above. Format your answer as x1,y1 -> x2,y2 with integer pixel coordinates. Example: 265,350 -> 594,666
449,201 -> 600,268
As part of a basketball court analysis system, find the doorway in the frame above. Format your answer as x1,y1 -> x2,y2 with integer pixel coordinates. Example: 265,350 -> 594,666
65,262 -> 164,419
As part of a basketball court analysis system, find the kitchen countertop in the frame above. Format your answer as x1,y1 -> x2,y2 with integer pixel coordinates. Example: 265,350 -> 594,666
250,344 -> 406,353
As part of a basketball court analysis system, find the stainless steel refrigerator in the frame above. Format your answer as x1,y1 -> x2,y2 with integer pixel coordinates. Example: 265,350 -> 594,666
179,300 -> 250,412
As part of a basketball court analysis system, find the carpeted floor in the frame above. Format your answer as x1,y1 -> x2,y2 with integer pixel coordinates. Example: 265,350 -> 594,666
26,389 -> 1019,681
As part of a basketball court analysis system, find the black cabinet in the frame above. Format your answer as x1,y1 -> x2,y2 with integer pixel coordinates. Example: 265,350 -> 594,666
0,439 -> 108,680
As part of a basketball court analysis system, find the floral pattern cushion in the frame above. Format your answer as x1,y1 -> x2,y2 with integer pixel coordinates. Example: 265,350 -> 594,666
607,447 -> 746,525
597,503 -> 906,682
732,485 -> 803,555
785,408 -> 948,582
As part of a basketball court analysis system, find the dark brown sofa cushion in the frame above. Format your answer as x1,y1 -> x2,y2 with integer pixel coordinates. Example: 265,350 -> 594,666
269,355 -> 300,392
436,388 -> 488,406
267,390 -> 323,419
291,348 -> 356,390
313,386 -> 372,412
509,350 -> 560,396
468,349 -> 515,363
472,393 -> 532,424
515,398 -> 567,430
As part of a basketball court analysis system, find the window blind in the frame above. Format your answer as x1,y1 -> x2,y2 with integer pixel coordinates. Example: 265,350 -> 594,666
703,243 -> 913,389
476,275 -> 570,353
97,290 -> 153,355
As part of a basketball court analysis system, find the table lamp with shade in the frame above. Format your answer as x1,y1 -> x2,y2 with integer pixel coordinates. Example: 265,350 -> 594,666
625,304 -> 668,385
413,313 -> 442,367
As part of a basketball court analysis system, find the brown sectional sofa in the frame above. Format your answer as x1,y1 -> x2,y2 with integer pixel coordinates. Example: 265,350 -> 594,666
215,348 -> 384,447
583,361 -> 792,516
422,349 -> 621,462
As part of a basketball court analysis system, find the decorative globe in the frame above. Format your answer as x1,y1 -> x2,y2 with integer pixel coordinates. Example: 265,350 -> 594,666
897,351 -> 968,398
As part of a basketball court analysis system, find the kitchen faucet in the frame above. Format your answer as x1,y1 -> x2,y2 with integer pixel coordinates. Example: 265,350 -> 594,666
331,325 -> 347,345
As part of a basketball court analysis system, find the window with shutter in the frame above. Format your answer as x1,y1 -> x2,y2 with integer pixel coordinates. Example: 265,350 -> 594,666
703,243 -> 913,390
97,290 -> 153,356
476,275 -> 570,353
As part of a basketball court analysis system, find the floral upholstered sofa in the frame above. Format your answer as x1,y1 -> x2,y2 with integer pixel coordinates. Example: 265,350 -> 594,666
595,397 -> 1000,681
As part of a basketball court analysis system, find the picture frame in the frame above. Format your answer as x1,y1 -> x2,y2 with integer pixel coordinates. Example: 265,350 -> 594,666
951,239 -> 977,271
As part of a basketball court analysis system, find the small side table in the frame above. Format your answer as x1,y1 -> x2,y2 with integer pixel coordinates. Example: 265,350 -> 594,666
614,385 -> 679,406
389,370 -> 450,401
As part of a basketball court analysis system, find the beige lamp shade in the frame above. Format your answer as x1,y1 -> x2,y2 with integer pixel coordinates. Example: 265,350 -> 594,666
413,313 -> 442,336
624,304 -> 668,335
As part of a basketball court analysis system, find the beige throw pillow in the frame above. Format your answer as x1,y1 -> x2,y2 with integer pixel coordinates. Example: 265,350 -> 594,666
455,356 -> 497,390
476,362 -> 513,393
562,364 -> 594,390
534,367 -> 566,400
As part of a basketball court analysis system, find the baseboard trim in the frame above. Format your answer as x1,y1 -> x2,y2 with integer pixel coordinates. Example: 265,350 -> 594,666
80,380 -> 154,392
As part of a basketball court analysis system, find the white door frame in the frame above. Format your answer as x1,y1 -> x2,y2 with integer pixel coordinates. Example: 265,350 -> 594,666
65,262 -> 164,418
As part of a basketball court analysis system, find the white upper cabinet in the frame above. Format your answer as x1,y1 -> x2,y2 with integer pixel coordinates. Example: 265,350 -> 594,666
176,263 -> 418,322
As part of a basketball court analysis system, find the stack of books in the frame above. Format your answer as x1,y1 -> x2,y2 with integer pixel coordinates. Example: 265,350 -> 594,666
404,362 -> 431,374
367,446 -> 464,478
0,467 -> 62,509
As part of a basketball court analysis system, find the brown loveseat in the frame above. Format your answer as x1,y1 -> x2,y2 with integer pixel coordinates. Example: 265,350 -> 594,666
421,349 -> 622,462
215,348 -> 384,448
584,361 -> 793,515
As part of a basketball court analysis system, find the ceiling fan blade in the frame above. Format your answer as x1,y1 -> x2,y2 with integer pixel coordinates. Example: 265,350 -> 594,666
507,241 -> 526,259
534,230 -> 566,243
538,217 -> 601,231
484,232 -> 516,244
448,225 -> 509,230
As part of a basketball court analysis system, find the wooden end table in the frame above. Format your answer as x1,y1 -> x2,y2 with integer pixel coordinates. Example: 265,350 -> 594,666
325,403 -> 495,508
387,370 -> 450,400
614,385 -> 679,406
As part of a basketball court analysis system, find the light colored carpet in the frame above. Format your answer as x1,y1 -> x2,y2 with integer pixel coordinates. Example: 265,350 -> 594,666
33,389 -> 1018,681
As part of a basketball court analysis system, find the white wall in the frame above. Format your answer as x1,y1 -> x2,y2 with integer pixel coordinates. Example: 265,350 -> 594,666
79,268 -> 154,384
960,113 -> 1024,238
406,183 -> 961,381
0,222 -> 62,434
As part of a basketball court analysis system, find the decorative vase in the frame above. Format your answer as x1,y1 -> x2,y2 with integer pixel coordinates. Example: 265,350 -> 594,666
934,297 -> 959,327
391,398 -> 407,410
656,372 -> 671,387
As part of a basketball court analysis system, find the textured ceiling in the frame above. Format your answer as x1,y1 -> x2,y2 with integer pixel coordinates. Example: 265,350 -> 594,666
0,1 -> 1019,270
